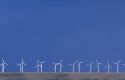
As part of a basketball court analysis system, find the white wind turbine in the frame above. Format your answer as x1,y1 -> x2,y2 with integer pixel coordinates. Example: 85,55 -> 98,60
122,64 -> 125,67
122,63 -> 125,68
0,59 -> 8,72
52,59 -> 63,72
113,60 -> 121,73
17,58 -> 27,72
76,61 -> 84,72
57,59 -> 63,72
122,63 -> 125,72
95,59 -> 102,73
86,62 -> 93,73
69,61 -> 77,72
39,60 -> 46,72
35,60 -> 40,72
52,62 -> 58,72
104,60 -> 112,73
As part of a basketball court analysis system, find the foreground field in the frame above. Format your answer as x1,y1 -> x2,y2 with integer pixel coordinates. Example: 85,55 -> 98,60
0,72 -> 124,80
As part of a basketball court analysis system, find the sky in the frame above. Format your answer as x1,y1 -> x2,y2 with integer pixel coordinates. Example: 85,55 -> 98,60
0,0 -> 125,72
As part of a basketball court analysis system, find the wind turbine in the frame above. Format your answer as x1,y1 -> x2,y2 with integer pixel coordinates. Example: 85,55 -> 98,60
57,59 -> 63,72
39,60 -> 46,72
17,58 -> 26,72
122,64 -> 125,67
86,62 -> 93,73
76,61 -> 84,72
104,60 -> 112,73
52,62 -> 58,72
0,59 -> 8,72
69,61 -> 77,72
122,64 -> 125,72
52,59 -> 63,72
95,59 -> 102,73
122,64 -> 125,68
35,60 -> 40,72
113,60 -> 121,73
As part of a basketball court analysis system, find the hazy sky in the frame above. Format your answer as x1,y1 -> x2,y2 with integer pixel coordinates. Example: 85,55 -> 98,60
0,0 -> 125,72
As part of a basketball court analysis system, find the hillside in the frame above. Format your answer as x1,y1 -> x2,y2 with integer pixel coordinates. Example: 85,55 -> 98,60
0,72 -> 125,80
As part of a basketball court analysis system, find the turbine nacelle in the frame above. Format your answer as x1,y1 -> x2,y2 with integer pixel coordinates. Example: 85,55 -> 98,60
104,60 -> 112,68
113,60 -> 121,65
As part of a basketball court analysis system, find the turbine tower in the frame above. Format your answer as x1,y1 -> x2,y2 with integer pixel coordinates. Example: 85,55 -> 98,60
52,59 -> 63,72
95,59 -> 102,73
39,60 -> 46,72
0,59 -> 8,72
52,62 -> 58,72
17,58 -> 26,72
69,61 -> 77,72
35,60 -> 40,72
76,61 -> 84,72
104,60 -> 112,73
86,62 -> 93,73
57,59 -> 63,72
113,60 -> 121,73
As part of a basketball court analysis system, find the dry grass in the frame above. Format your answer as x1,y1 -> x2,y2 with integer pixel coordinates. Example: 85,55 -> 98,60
0,72 -> 125,80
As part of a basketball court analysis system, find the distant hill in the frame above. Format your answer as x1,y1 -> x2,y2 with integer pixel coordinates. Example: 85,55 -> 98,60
0,72 -> 125,80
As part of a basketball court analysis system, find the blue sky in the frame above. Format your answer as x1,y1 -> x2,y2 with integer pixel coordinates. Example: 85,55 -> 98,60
0,0 -> 125,72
